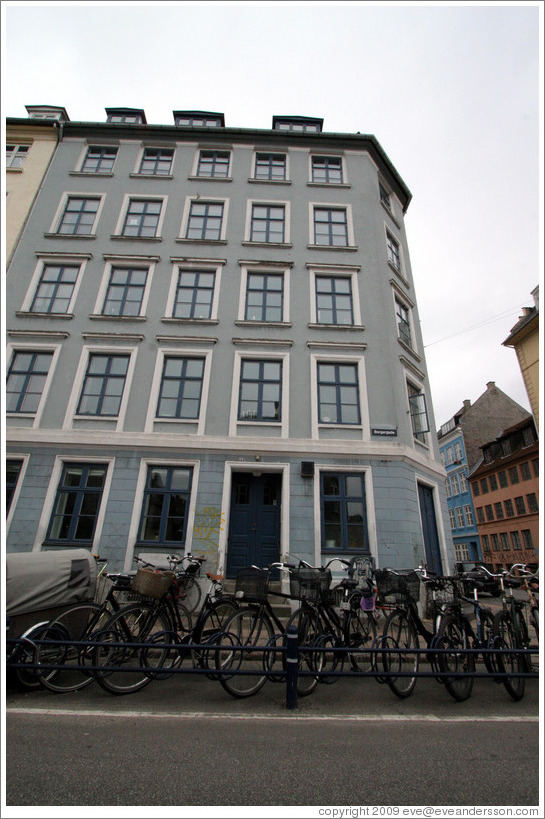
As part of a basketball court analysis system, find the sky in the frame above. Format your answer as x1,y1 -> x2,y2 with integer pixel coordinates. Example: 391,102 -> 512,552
2,0 -> 542,429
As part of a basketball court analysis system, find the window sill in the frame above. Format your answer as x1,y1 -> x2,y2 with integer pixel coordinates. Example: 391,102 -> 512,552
318,423 -> 363,429
129,173 -> 174,180
7,167 -> 24,173
241,241 -> 292,249
161,317 -> 219,325
45,233 -> 97,240
388,260 -> 410,286
307,182 -> 351,189
187,175 -> 232,182
175,238 -> 228,245
397,337 -> 421,361
89,314 -> 147,322
307,244 -> 358,252
70,171 -> 114,178
248,178 -> 292,185
16,311 -> 74,320
110,235 -> 163,242
235,320 -> 292,328
308,323 -> 364,331
381,201 -> 401,229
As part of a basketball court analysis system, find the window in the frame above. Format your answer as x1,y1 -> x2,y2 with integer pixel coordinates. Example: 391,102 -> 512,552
245,273 -> 284,322
511,531 -> 522,551
494,502 -> 504,519
81,146 -> 117,173
6,460 -> 23,515
122,199 -> 162,238
509,466 -> 519,484
532,458 -> 539,477
30,263 -> 79,313
254,153 -> 286,181
522,530 -> 534,550
500,532 -> 510,551
321,472 -> 369,552
57,197 -> 100,235
476,507 -> 485,524
313,207 -> 348,246
445,479 -> 451,498
491,534 -> 501,552
514,496 -> 526,515
407,383 -> 429,442
311,156 -> 343,184
7,145 -> 30,168
157,357 -> 205,419
139,148 -> 173,176
489,473 -> 498,491
196,150 -> 230,178
45,463 -> 108,544
318,362 -> 360,425
6,351 -> 53,413
250,204 -> 285,243
459,472 -> 468,493
102,266 -> 148,317
504,499 -> 515,517
273,116 -> 322,132
454,543 -> 470,563
138,466 -> 193,545
386,231 -> 401,271
463,505 -> 474,526
315,276 -> 354,325
395,298 -> 412,347
379,182 -> 391,211
107,112 -> 144,123
449,509 -> 456,529
173,270 -> 215,320
174,112 -> 224,127
472,482 -> 480,497
526,493 -> 538,513
481,534 -> 490,554
455,507 -> 465,528
238,360 -> 282,422
522,426 -> 537,447
519,461 -> 531,480
485,504 -> 494,521
186,201 -> 224,241
480,478 -> 489,494
498,470 -> 508,488
450,473 -> 460,495
76,354 -> 130,417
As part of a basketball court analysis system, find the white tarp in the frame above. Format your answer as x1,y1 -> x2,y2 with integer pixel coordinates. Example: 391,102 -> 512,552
6,550 -> 97,617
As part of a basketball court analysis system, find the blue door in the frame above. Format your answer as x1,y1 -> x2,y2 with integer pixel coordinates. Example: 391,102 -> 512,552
226,473 -> 281,578
418,483 -> 443,575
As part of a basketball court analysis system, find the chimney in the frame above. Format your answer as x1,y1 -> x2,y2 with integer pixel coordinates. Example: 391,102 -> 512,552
463,400 -> 471,409
486,381 -> 495,390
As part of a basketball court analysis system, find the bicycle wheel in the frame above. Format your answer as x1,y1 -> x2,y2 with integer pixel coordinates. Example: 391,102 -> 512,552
216,607 -> 274,698
36,603 -> 112,693
93,603 -> 173,695
176,575 -> 202,614
9,623 -> 50,691
493,610 -> 525,701
193,599 -> 239,679
284,607 -> 324,697
346,609 -> 377,673
436,614 -> 475,702
479,609 -> 498,676
381,608 -> 419,699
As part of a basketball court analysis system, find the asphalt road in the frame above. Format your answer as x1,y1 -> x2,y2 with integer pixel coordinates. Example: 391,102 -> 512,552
4,669 -> 541,812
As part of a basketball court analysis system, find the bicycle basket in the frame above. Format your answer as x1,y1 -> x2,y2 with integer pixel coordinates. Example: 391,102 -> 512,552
131,567 -> 176,600
374,569 -> 420,604
290,567 -> 332,605
235,567 -> 269,603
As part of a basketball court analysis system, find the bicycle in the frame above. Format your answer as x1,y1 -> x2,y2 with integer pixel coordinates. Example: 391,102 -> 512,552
214,562 -> 298,699
376,566 -> 479,699
488,565 -> 532,701
511,563 -> 539,642
435,570 -> 501,702
283,557 -> 378,697
160,552 -> 206,614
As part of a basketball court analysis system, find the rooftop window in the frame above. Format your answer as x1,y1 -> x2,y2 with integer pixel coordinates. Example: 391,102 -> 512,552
106,108 -> 146,124
174,110 -> 225,127
272,115 -> 323,133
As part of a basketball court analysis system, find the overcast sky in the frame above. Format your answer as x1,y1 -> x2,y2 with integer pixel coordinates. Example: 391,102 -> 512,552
2,1 -> 542,428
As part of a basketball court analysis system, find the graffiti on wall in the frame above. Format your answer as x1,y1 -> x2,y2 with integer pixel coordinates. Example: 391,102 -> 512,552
192,506 -> 225,558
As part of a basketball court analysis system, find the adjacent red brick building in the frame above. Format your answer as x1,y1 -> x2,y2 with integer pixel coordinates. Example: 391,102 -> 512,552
469,417 -> 539,571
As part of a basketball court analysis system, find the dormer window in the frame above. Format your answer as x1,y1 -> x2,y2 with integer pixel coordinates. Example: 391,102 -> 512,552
25,105 -> 69,122
174,110 -> 225,127
272,115 -> 323,133
106,108 -> 146,124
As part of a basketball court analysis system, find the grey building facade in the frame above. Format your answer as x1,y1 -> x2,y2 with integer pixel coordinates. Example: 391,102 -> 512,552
6,108 -> 452,577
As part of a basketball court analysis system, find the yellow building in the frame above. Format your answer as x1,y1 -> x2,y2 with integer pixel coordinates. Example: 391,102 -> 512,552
503,285 -> 540,430
5,105 -> 67,266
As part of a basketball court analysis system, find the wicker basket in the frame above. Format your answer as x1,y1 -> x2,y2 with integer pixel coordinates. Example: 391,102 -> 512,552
374,569 -> 420,604
290,567 -> 332,605
131,567 -> 175,600
235,567 -> 269,603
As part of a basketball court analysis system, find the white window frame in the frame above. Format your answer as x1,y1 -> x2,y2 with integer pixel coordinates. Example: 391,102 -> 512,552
244,199 -> 291,244
21,253 -> 90,315
229,350 -> 290,438
6,453 -> 31,531
133,145 -> 175,177
406,376 -> 430,447
92,255 -> 157,318
124,457 -> 202,571
75,144 -> 119,174
391,284 -> 415,350
463,505 -> 474,526
455,507 -> 465,528
251,150 -> 290,182
308,264 -> 362,326
237,262 -> 291,324
313,464 -> 378,569
113,194 -> 168,239
145,346 -> 213,435
310,352 -> 370,440
178,196 -> 229,242
6,342 -> 62,428
309,202 -> 356,248
6,144 -> 31,169
63,344 -> 139,431
190,148 -> 232,179
32,454 -> 115,552
165,259 -> 223,322
308,153 -> 347,185
49,192 -> 106,236
385,225 -> 405,278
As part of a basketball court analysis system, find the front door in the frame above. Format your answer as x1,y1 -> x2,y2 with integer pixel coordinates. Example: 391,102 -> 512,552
226,473 -> 281,578
418,483 -> 443,575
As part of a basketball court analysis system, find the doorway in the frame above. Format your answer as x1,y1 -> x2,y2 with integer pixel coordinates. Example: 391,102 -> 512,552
418,482 -> 443,575
226,472 -> 282,578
